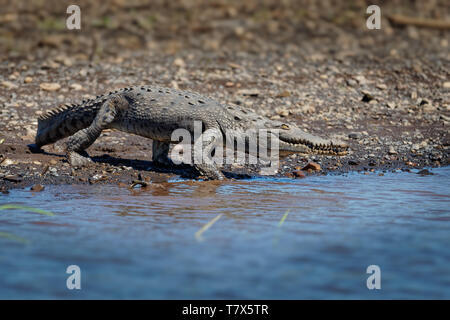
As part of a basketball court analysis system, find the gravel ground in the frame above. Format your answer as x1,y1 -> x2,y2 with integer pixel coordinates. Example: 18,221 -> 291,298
0,0 -> 449,191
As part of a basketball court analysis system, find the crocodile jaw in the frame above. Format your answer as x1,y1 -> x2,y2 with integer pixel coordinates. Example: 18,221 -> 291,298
276,126 -> 349,156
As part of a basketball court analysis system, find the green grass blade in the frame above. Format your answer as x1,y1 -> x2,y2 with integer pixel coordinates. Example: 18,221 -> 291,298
278,209 -> 290,227
0,231 -> 29,244
195,214 -> 223,241
0,204 -> 55,216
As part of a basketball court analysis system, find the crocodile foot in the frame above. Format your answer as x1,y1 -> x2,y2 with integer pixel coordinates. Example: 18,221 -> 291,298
195,164 -> 225,181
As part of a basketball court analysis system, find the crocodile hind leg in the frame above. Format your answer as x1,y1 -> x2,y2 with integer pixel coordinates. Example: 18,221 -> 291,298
152,140 -> 173,166
67,97 -> 121,167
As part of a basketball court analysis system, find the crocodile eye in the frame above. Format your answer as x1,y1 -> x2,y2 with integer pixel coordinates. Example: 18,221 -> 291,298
281,124 -> 290,130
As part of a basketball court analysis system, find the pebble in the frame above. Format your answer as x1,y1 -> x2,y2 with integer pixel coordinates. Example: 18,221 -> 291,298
292,170 -> 306,178
3,175 -> 22,182
348,132 -> 362,140
70,83 -> 83,91
417,169 -> 433,176
2,81 -> 18,89
361,91 -> 374,102
276,90 -> 290,98
30,184 -> 45,192
173,58 -> 185,68
302,162 -> 321,171
40,83 -> 61,91
237,89 -> 260,97
388,146 -> 397,155
24,77 -> 33,83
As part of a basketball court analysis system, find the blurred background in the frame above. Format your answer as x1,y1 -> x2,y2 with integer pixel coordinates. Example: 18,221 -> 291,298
1,0 -> 448,60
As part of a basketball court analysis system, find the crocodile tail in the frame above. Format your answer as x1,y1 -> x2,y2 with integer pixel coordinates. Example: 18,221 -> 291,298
35,102 -> 99,148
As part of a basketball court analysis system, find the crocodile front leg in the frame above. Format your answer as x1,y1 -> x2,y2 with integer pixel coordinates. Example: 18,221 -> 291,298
67,97 -> 122,167
192,128 -> 224,180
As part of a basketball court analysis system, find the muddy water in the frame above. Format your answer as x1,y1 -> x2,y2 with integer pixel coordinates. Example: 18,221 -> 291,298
1,167 -> 449,299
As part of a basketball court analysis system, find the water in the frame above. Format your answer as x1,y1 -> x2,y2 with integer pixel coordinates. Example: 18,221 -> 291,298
1,167 -> 449,299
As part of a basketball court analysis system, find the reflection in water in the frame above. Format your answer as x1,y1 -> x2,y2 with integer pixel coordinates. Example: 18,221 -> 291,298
0,167 -> 449,299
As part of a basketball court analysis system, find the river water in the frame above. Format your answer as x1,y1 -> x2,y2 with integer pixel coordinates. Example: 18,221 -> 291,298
1,167 -> 449,299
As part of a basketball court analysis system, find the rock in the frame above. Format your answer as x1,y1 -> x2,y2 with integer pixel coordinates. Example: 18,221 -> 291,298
278,109 -> 289,117
1,158 -> 16,166
354,75 -> 367,85
30,184 -> 45,192
225,81 -> 234,87
237,89 -> 260,97
3,175 -> 22,182
70,83 -> 83,91
417,169 -> 433,176
348,132 -> 362,139
228,62 -> 242,69
40,83 -> 61,91
302,162 -> 321,171
89,174 -> 106,183
173,58 -> 185,68
443,82 -> 450,89
361,91 -> 374,102
292,170 -> 306,178
348,160 -> 360,165
24,77 -> 33,83
297,104 -> 316,114
2,81 -> 18,89
276,90 -> 290,98
388,146 -> 397,155
386,102 -> 396,109
376,83 -> 387,90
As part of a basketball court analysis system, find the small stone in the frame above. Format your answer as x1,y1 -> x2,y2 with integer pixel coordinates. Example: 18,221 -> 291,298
30,184 -> 45,192
361,92 -> 374,102
276,90 -> 290,98
443,82 -> 450,89
348,132 -> 362,140
24,77 -> 33,83
70,83 -> 83,91
173,58 -> 185,68
292,170 -> 306,178
302,162 -> 321,171
417,169 -> 433,176
2,81 -> 18,89
388,146 -> 397,155
279,110 -> 289,117
348,160 -> 360,165
376,83 -> 387,90
386,102 -> 396,109
354,75 -> 367,85
238,89 -> 260,97
3,175 -> 22,182
225,81 -> 234,87
40,83 -> 61,91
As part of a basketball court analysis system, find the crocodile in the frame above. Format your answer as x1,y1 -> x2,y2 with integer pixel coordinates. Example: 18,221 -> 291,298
33,85 -> 348,180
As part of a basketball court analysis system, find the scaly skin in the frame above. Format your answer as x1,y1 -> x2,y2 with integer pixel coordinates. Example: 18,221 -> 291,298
34,85 -> 348,180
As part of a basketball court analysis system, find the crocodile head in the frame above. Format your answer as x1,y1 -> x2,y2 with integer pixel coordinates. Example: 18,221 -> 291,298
269,122 -> 348,155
